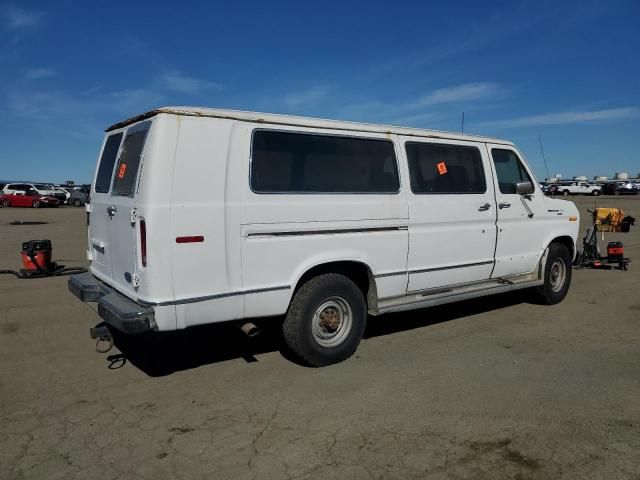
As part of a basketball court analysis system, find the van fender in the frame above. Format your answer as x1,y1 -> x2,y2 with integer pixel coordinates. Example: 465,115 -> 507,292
540,230 -> 577,261
287,251 -> 377,301
537,246 -> 549,281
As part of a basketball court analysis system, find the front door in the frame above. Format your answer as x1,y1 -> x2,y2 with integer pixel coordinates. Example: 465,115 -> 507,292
403,137 -> 497,292
487,144 -> 546,277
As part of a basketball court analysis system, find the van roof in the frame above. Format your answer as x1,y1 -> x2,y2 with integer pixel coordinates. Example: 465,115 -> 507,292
106,106 -> 513,145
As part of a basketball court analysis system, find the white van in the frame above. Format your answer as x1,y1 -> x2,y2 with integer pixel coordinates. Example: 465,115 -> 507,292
69,107 -> 580,366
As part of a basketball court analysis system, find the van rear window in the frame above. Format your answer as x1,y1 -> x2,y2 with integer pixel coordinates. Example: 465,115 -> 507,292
112,124 -> 150,197
95,133 -> 123,193
406,142 -> 486,194
251,131 -> 400,193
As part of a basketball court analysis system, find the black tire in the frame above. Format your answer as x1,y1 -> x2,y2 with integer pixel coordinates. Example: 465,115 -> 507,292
533,243 -> 572,305
562,190 -> 570,196
2,199 -> 9,207
592,190 -> 600,196
32,200 -> 40,208
283,273 -> 366,367
73,198 -> 82,207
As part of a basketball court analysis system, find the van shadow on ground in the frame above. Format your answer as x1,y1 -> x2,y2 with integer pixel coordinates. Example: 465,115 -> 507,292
107,291 -> 528,377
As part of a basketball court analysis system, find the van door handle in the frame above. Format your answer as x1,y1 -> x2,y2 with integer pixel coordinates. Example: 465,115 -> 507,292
107,205 -> 117,217
499,202 -> 511,209
478,203 -> 491,211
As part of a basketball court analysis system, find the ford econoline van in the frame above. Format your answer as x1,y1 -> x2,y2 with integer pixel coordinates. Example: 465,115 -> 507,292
69,107 -> 580,366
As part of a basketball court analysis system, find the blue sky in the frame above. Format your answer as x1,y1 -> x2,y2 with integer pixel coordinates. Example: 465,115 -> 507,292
1,0 -> 639,183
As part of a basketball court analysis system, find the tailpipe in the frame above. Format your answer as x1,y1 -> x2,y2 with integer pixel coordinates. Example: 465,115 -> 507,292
238,321 -> 261,338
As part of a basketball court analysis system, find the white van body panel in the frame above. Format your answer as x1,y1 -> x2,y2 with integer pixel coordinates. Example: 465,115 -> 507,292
83,107 -> 580,332
235,124 -> 409,319
401,136 -> 498,292
486,144 -> 579,278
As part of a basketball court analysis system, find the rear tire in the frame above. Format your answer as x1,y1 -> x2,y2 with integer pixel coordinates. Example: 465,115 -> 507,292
2,199 -> 9,207
32,200 -> 40,208
533,243 -> 572,305
73,198 -> 82,207
283,273 -> 366,367
562,190 -> 570,196
592,190 -> 600,196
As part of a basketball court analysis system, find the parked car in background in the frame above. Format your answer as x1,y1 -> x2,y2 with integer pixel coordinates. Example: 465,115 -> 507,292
53,186 -> 72,202
2,183 -> 61,199
601,181 -> 640,195
557,182 -> 601,196
68,185 -> 91,206
540,183 -> 559,195
1,190 -> 60,208
615,182 -> 640,195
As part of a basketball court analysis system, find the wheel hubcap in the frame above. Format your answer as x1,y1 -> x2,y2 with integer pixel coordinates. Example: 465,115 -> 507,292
311,297 -> 353,347
549,259 -> 566,293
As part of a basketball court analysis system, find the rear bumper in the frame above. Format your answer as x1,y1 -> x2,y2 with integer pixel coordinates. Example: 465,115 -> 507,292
68,272 -> 156,334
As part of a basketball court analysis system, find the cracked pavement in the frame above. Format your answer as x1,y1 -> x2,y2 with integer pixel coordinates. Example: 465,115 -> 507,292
1,197 -> 639,479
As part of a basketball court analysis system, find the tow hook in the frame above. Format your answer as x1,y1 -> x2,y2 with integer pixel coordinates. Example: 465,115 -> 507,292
90,324 -> 114,353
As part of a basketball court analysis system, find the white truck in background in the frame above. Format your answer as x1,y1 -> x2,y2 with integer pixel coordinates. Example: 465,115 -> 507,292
558,182 -> 602,196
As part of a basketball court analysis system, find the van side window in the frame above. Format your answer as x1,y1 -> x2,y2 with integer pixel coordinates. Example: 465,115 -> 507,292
95,133 -> 123,193
251,131 -> 400,193
491,149 -> 532,194
406,142 -> 486,194
112,125 -> 150,197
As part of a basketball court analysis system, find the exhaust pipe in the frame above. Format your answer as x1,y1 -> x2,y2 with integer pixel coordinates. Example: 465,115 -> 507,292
238,321 -> 260,338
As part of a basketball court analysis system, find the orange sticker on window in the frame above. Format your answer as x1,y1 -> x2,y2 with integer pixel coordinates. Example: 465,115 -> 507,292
437,162 -> 448,175
117,163 -> 127,179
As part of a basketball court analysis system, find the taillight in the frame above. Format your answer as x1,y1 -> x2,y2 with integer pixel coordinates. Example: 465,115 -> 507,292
140,219 -> 147,267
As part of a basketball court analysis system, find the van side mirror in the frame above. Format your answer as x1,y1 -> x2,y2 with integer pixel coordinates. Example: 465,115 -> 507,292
515,181 -> 534,195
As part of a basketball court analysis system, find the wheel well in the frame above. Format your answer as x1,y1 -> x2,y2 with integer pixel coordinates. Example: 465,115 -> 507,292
294,261 -> 377,307
549,236 -> 575,259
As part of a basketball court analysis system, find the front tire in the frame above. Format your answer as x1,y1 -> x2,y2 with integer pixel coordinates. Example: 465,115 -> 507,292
74,198 -> 82,207
562,190 -> 570,196
592,190 -> 600,196
32,200 -> 40,208
283,273 -> 366,367
2,199 -> 9,207
533,243 -> 572,305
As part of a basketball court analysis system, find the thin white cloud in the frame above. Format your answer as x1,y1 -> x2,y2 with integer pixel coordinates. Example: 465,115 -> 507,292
476,107 -> 640,129
327,83 -> 500,126
26,68 -> 55,80
283,86 -> 330,108
110,89 -> 165,114
160,71 -> 222,94
419,83 -> 501,106
82,85 -> 103,96
7,91 -> 89,120
388,112 -> 437,126
1,5 -> 43,28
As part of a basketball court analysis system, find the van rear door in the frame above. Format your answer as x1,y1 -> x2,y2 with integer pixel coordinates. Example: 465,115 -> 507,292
90,121 -> 151,298
90,132 -> 124,280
